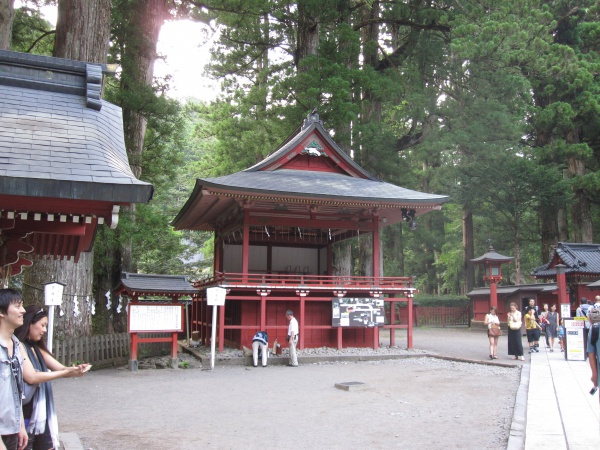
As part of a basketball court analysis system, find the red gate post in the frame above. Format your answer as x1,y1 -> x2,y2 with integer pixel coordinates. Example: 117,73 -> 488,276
407,296 -> 414,349
129,332 -> 138,371
389,299 -> 396,347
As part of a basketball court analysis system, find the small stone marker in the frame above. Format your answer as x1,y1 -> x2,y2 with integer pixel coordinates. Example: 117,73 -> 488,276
334,381 -> 366,391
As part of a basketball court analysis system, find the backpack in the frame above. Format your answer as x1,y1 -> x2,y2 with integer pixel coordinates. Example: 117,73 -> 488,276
589,305 -> 600,325
591,323 -> 599,346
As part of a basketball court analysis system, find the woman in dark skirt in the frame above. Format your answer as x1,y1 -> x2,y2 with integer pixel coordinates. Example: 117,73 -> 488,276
507,302 -> 524,361
545,304 -> 560,351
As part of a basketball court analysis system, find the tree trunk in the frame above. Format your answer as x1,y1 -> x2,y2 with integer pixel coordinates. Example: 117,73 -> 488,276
568,135 -> 592,242
23,253 -> 94,338
295,0 -> 319,70
462,208 -> 474,293
24,0 -> 112,339
54,0 -> 111,62
333,240 -> 352,276
0,0 -> 14,50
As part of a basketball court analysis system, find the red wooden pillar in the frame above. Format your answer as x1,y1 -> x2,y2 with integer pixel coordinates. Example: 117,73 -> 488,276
489,282 -> 498,309
214,236 -> 222,273
372,220 -> 380,279
171,332 -> 178,359
242,210 -> 250,281
389,298 -> 396,347
218,304 -> 225,352
299,296 -> 305,350
260,296 -> 266,330
337,326 -> 343,350
373,326 -> 379,350
407,296 -> 414,349
130,332 -> 138,360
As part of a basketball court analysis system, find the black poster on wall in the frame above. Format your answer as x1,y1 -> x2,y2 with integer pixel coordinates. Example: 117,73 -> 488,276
332,298 -> 385,327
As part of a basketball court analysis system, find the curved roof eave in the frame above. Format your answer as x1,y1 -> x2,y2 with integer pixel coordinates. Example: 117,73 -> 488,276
197,170 -> 449,205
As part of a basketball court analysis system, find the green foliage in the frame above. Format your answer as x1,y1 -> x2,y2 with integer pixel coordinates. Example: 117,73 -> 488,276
11,4 -> 54,55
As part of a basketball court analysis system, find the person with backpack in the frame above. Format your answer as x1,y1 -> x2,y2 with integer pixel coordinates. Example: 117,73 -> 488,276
577,297 -> 592,355
587,298 -> 600,405
251,330 -> 268,367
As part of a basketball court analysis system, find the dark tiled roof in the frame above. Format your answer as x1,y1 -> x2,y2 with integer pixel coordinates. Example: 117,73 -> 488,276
0,50 -> 152,203
531,242 -> 600,278
247,117 -> 378,180
467,283 -> 557,297
470,246 -> 514,263
115,273 -> 197,296
202,169 -> 448,204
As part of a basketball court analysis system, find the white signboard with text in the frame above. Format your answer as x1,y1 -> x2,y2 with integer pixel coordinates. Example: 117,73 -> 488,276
564,318 -> 585,361
128,304 -> 183,333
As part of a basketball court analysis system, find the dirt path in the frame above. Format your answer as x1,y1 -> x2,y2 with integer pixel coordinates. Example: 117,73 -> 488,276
54,354 -> 519,449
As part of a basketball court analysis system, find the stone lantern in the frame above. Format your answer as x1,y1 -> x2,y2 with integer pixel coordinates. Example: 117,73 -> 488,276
471,246 -> 514,309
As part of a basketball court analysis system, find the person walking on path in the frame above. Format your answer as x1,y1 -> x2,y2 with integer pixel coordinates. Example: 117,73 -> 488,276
0,289 -> 28,450
15,306 -> 88,450
484,306 -> 501,360
545,304 -> 559,352
507,302 -> 524,361
576,297 -> 592,355
525,307 -> 542,354
557,319 -> 565,352
251,331 -> 268,367
286,310 -> 299,367
527,299 -> 541,350
540,303 -> 550,347
588,310 -> 599,409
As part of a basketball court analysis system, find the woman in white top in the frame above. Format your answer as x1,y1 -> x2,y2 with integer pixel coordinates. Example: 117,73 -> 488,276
484,305 -> 501,359
507,302 -> 525,360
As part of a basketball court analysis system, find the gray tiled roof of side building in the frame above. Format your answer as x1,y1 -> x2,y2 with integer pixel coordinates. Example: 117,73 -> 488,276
0,50 -> 152,204
532,242 -> 600,277
0,84 -> 152,203
203,169 -> 449,204
119,273 -> 197,294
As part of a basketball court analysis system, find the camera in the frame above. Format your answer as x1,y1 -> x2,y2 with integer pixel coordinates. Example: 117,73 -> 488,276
590,386 -> 598,396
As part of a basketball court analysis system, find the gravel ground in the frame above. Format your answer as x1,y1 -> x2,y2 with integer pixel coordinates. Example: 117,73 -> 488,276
53,328 -> 522,449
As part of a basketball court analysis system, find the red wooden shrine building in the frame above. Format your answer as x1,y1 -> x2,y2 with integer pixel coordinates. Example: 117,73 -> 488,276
172,111 -> 449,352
0,50 -> 152,283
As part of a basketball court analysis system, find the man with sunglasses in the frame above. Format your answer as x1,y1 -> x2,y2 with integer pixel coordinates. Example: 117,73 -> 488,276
0,289 -> 28,450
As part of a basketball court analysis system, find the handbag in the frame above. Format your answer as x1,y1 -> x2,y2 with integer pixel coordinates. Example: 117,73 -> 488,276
509,320 -> 522,330
23,381 -> 38,405
488,326 -> 502,337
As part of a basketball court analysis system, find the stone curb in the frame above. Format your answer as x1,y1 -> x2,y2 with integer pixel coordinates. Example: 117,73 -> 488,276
507,362 -> 529,450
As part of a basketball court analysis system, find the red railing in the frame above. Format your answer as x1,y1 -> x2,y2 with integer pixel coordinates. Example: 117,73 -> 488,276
194,271 -> 414,292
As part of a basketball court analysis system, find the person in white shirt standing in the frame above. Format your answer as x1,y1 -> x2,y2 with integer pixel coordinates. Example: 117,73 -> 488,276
286,310 -> 299,367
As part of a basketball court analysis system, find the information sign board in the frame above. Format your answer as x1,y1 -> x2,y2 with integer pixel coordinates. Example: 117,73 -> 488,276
207,287 -> 227,306
564,318 -> 585,361
332,298 -> 385,327
128,304 -> 183,333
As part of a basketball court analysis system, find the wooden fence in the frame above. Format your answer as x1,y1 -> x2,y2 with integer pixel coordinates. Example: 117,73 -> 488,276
54,333 -> 173,368
414,306 -> 471,327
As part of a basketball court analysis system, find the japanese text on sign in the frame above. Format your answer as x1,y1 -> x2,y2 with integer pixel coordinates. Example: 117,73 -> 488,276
128,304 -> 183,332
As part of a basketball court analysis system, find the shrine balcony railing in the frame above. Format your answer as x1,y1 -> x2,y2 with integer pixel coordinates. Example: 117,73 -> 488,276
193,271 -> 415,296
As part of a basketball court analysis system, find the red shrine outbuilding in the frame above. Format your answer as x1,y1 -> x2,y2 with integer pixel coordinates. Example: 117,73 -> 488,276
0,50 -> 152,283
172,111 -> 449,351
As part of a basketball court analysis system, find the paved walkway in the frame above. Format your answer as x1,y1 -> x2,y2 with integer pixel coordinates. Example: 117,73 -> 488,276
523,345 -> 600,449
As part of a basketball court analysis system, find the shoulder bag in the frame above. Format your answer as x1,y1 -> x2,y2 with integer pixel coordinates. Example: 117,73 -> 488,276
508,320 -> 522,330
23,381 -> 38,405
488,323 -> 502,337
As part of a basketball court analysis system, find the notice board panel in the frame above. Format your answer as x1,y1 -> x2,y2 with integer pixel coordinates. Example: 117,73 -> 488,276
332,298 -> 385,327
128,304 -> 183,333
